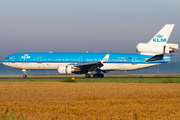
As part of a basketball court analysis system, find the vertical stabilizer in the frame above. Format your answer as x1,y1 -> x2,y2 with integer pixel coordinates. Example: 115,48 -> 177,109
148,24 -> 174,45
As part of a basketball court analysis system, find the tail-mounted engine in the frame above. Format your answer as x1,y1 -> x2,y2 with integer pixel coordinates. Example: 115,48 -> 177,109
136,43 -> 179,55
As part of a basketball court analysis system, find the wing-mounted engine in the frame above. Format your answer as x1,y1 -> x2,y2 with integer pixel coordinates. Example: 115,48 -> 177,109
57,54 -> 110,75
136,43 -> 179,55
58,65 -> 74,74
58,65 -> 81,74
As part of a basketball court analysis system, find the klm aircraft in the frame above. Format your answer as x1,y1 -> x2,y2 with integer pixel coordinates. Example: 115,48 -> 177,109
2,24 -> 179,78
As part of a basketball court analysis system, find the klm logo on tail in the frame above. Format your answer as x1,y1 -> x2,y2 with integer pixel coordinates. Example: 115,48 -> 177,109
153,34 -> 166,42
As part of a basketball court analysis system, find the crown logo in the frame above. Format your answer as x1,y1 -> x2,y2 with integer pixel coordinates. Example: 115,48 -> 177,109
156,34 -> 163,38
21,54 -> 31,59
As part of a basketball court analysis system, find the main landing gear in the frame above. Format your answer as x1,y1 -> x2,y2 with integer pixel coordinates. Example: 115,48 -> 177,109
85,69 -> 104,78
22,69 -> 27,78
85,73 -> 104,78
93,73 -> 104,78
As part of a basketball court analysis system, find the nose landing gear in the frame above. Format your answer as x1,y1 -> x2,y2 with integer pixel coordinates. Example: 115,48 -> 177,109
23,74 -> 27,78
22,69 -> 27,78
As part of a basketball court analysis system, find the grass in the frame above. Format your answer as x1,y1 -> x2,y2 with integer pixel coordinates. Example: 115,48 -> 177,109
0,108 -> 16,120
0,74 -> 179,119
0,83 -> 180,119
61,78 -> 76,82
0,74 -> 180,119
0,74 -> 180,83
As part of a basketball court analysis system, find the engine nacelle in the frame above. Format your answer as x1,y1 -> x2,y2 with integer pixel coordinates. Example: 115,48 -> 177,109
136,43 -> 178,55
58,65 -> 74,74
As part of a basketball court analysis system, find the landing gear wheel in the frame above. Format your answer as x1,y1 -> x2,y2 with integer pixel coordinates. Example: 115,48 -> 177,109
93,74 -> 104,78
22,69 -> 27,78
85,74 -> 90,78
99,74 -> 104,78
93,74 -> 98,78
23,75 -> 27,78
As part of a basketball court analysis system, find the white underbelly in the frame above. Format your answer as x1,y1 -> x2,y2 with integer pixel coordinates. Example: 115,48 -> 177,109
101,63 -> 160,71
2,62 -> 69,70
2,62 -> 160,71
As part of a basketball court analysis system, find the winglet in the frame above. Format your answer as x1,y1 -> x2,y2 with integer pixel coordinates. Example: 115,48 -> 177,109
101,54 -> 110,64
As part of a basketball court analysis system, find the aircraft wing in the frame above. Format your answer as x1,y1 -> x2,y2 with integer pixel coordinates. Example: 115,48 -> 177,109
74,61 -> 103,69
74,54 -> 110,70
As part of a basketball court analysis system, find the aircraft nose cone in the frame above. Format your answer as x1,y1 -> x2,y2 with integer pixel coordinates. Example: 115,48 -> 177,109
2,59 -> 7,65
2,61 -> 6,65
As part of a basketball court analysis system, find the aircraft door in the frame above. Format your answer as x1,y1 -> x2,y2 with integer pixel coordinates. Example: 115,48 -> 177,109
37,56 -> 44,69
132,57 -> 137,65
37,56 -> 42,63
78,57 -> 83,63
12,56 -> 15,63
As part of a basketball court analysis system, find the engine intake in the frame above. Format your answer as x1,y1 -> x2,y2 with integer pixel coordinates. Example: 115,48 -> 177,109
58,65 -> 81,74
58,65 -> 74,74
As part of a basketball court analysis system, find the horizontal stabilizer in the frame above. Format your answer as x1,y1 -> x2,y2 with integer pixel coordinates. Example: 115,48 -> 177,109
145,54 -> 164,62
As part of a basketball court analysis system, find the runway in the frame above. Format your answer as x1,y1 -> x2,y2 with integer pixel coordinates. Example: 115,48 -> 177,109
1,75 -> 180,79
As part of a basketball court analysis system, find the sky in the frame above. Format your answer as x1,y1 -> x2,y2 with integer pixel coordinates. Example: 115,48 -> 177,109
0,0 -> 180,62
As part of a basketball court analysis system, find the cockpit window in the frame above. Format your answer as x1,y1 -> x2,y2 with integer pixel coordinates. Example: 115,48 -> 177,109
5,57 -> 9,60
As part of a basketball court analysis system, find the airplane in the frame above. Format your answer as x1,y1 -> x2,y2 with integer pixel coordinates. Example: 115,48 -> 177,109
2,24 -> 179,78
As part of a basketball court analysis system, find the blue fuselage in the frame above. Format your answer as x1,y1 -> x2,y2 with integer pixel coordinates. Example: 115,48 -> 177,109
2,52 -> 170,64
